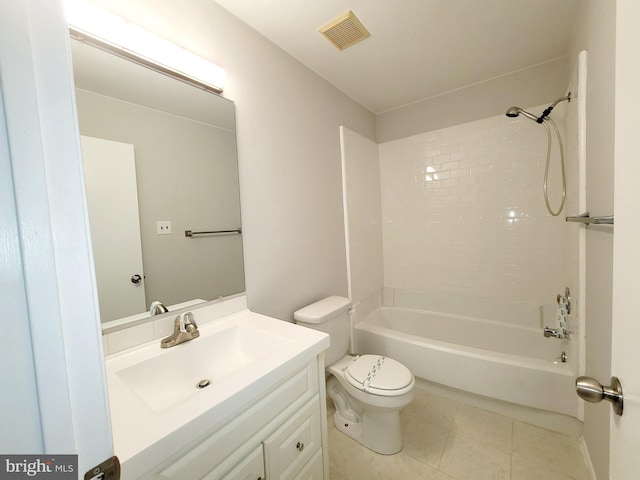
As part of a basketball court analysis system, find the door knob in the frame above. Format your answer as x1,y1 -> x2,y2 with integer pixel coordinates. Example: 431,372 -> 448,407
130,274 -> 142,284
575,376 -> 623,415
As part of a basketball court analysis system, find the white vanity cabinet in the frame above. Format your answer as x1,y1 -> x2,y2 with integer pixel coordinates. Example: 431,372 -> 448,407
218,397 -> 323,480
218,446 -> 264,480
106,309 -> 330,480
139,358 -> 328,480
263,396 -> 322,480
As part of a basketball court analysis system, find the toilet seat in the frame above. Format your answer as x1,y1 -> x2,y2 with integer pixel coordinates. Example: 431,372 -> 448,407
345,355 -> 413,396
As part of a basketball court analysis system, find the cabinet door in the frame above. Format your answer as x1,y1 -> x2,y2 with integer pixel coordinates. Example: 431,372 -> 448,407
213,446 -> 264,480
292,449 -> 323,480
264,397 -> 321,480
154,362 -> 318,480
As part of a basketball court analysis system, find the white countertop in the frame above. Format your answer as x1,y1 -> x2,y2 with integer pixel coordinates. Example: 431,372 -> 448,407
104,308 -> 329,472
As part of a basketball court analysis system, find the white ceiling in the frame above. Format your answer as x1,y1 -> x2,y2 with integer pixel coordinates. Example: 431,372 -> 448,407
212,0 -> 583,113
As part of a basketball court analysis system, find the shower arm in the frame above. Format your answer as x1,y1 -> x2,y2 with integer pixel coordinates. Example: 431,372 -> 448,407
536,93 -> 571,123
504,93 -> 570,216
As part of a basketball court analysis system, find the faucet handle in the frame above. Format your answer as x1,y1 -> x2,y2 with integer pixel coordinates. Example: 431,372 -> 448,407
161,312 -> 198,348
179,312 -> 197,333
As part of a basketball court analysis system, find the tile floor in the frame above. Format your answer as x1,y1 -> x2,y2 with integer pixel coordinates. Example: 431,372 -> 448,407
328,388 -> 590,480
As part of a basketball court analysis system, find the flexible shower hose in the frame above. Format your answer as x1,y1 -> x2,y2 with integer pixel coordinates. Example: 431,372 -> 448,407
541,118 -> 566,216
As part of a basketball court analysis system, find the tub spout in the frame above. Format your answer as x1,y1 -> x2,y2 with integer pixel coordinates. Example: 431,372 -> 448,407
543,326 -> 562,339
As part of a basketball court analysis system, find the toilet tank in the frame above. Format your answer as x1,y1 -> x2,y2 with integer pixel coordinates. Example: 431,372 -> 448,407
294,296 -> 351,366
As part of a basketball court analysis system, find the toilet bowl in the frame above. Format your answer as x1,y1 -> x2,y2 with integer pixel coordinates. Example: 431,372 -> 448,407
326,354 -> 414,454
294,296 -> 415,454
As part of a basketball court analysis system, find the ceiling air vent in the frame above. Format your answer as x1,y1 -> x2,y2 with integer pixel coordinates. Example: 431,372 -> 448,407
319,10 -> 371,51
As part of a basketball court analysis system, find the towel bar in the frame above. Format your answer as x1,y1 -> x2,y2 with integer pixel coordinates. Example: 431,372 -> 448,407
185,228 -> 242,237
565,212 -> 613,225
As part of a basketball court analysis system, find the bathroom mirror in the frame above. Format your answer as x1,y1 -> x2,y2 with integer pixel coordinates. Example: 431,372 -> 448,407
70,37 -> 245,325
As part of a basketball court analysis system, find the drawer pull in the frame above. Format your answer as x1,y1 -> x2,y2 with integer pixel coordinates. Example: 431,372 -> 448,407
296,441 -> 305,452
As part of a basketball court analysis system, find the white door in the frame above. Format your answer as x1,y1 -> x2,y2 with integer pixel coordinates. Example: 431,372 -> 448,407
1,1 -> 113,474
610,0 -> 640,477
81,136 -> 147,322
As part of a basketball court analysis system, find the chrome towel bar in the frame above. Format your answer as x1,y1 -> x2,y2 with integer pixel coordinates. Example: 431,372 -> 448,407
185,228 -> 242,237
565,212 -> 614,225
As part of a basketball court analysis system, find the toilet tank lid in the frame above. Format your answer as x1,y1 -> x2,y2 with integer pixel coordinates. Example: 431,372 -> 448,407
293,296 -> 351,323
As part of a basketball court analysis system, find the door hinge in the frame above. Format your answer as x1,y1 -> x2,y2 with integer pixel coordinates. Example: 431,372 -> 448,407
84,455 -> 120,480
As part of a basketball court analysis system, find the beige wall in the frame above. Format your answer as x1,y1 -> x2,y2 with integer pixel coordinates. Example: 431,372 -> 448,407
340,127 -> 384,304
568,2 -> 616,479
376,57 -> 569,143
90,0 -> 377,320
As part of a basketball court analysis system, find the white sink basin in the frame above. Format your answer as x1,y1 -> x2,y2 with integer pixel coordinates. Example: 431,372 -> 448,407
116,324 -> 291,412
104,307 -> 329,464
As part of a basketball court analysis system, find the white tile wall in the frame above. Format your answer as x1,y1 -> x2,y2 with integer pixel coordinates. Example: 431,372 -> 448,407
378,107 -> 578,305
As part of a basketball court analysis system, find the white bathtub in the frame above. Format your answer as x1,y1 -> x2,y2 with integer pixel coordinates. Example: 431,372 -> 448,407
354,305 -> 578,417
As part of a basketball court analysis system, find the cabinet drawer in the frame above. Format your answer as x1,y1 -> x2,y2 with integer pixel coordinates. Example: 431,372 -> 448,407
214,446 -> 264,480
292,449 -> 323,480
264,397 -> 321,480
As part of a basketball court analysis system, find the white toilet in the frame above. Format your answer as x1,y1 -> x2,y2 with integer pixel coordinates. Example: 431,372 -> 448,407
294,296 -> 415,454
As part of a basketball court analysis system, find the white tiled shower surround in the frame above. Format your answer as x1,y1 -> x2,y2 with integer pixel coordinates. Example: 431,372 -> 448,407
378,105 -> 577,306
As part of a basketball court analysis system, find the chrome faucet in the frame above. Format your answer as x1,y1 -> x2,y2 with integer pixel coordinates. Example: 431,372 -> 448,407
543,326 -> 563,339
150,301 -> 169,316
161,312 -> 199,348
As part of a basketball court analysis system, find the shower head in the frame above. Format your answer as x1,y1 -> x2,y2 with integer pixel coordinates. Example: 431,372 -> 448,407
505,106 -> 521,117
506,93 -> 571,124
505,106 -> 538,122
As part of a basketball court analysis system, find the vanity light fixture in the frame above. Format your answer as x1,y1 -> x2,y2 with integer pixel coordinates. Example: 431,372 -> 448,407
65,0 -> 226,94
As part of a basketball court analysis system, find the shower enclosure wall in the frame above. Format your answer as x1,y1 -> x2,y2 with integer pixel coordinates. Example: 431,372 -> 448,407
340,54 -> 585,420
378,102 -> 576,304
